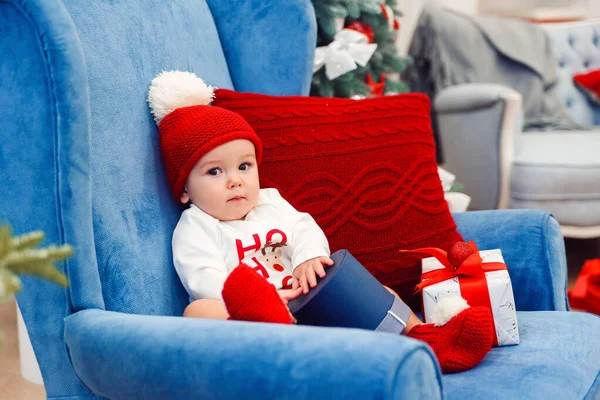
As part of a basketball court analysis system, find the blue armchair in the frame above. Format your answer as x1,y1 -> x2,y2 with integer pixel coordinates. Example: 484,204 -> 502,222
431,17 -> 600,239
1,1 -> 599,399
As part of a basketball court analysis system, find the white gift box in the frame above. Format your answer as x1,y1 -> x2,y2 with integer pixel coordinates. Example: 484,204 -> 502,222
421,249 -> 520,346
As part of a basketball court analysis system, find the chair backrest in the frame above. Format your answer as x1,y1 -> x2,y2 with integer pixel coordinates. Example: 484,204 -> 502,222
1,0 -> 315,397
65,0 -> 238,317
543,20 -> 600,126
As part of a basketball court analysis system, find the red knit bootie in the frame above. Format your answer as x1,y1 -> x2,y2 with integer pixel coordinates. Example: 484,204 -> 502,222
407,297 -> 494,374
222,263 -> 293,324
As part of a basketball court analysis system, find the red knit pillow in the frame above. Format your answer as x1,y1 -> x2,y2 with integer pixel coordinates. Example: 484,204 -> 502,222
212,89 -> 463,310
573,69 -> 600,106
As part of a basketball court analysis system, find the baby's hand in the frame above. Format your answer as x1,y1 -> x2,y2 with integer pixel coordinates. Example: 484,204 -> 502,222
278,288 -> 302,324
293,256 -> 334,294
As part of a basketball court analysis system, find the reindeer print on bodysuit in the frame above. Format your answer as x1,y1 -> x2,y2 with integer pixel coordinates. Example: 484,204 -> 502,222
256,241 -> 288,272
235,229 -> 294,289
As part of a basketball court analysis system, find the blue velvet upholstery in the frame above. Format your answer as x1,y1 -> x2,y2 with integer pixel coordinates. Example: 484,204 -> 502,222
206,0 -> 317,95
454,210 -> 568,312
1,1 -> 599,399
443,311 -> 600,399
61,0 -> 231,316
1,1 -> 102,396
64,310 -> 442,400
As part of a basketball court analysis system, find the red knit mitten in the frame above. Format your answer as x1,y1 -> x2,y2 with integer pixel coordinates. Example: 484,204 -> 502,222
222,263 -> 293,324
407,301 -> 494,373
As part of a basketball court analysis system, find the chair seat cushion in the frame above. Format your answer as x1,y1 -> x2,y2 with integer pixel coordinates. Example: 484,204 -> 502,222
511,130 -> 600,227
443,311 -> 600,399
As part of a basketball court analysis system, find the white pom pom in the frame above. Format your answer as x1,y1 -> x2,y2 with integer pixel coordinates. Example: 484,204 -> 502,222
147,70 -> 216,124
431,296 -> 470,327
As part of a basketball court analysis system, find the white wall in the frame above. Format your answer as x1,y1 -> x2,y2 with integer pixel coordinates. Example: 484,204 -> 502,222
395,0 -> 479,56
590,1 -> 600,17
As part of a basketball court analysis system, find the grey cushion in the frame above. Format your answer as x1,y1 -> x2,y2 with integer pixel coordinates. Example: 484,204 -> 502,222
511,130 -> 600,226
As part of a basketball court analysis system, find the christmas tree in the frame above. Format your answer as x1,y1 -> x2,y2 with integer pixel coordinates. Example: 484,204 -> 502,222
310,0 -> 411,98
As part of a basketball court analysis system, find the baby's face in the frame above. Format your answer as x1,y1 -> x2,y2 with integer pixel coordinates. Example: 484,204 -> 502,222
181,139 -> 260,221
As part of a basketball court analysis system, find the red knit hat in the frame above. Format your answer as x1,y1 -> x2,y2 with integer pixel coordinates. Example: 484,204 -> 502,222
147,71 -> 263,200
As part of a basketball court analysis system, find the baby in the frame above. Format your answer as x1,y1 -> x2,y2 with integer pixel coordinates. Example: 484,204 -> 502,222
148,71 -> 494,373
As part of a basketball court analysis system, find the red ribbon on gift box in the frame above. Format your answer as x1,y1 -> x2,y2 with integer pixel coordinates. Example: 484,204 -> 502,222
401,242 -> 507,347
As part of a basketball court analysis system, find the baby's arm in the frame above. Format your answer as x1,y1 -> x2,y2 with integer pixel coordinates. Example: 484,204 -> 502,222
264,189 -> 332,293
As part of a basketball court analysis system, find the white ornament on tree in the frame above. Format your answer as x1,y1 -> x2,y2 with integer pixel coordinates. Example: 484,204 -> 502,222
313,29 -> 378,80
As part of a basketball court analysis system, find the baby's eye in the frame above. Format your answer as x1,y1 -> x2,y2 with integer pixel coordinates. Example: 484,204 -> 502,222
239,162 -> 252,171
207,168 -> 222,176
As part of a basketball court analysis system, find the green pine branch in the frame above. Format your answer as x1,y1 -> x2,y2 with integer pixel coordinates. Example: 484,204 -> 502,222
311,0 -> 412,98
0,225 -> 71,301
341,0 -> 361,19
0,224 -> 72,351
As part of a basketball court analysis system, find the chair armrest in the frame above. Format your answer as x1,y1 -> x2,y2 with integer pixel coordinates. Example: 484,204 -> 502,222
435,84 -> 523,210
65,309 -> 442,400
453,209 -> 569,312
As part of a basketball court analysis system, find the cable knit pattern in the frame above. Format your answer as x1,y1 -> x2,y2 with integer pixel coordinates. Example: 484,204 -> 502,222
222,264 -> 293,324
407,307 -> 494,374
213,89 -> 463,310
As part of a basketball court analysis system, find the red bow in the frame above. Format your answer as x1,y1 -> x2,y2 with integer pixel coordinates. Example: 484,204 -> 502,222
400,242 -> 506,293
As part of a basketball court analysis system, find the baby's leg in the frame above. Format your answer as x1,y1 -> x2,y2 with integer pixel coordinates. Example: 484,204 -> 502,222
381,285 -> 493,373
383,286 -> 423,333
183,299 -> 229,320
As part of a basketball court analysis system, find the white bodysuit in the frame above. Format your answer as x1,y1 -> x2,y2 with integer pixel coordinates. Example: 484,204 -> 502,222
172,188 -> 330,301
